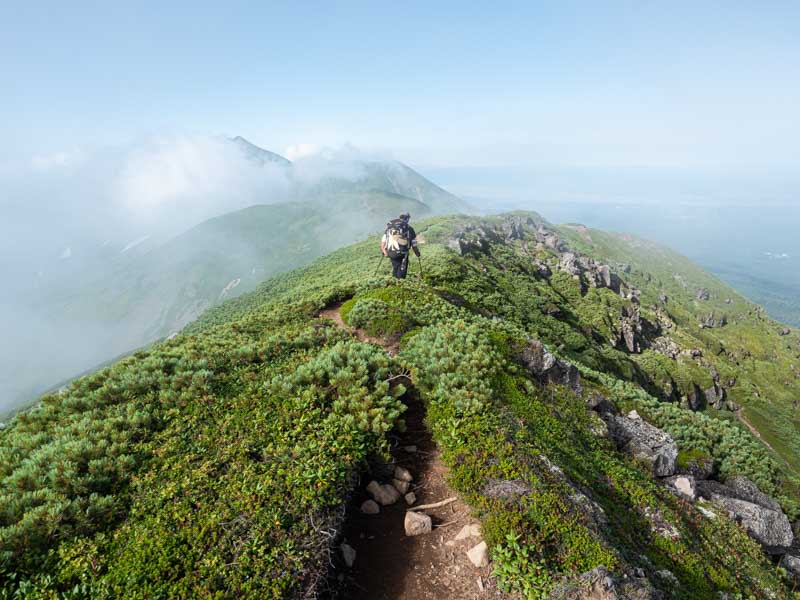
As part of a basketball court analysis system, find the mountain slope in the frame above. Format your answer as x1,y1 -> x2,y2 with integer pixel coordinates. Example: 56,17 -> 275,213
4,140 -> 467,415
3,212 -> 799,598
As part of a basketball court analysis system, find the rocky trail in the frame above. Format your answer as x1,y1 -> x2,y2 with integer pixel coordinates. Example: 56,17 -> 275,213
317,303 -> 511,600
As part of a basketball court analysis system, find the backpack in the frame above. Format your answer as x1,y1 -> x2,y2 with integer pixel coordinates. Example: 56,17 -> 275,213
384,219 -> 410,258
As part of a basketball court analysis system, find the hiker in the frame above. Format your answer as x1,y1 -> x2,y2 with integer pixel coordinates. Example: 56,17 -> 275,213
381,213 -> 420,279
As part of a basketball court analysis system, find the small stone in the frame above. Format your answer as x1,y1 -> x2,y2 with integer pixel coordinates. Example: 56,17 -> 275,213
454,523 -> 482,541
393,478 -> 410,494
394,466 -> 413,482
403,445 -> 417,453
404,492 -> 417,505
664,475 -> 697,501
627,409 -> 641,420
697,505 -> 717,519
367,480 -> 401,506
341,543 -> 356,567
360,499 -> 380,515
404,511 -> 432,536
467,541 -> 489,567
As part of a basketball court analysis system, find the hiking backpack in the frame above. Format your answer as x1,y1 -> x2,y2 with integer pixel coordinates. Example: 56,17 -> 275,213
384,219 -> 410,259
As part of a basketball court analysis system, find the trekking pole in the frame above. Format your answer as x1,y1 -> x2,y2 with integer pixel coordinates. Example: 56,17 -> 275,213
373,254 -> 385,277
417,255 -> 424,281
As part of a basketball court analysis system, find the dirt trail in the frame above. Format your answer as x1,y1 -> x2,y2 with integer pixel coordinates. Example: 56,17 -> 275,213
735,410 -> 777,453
318,303 -> 511,599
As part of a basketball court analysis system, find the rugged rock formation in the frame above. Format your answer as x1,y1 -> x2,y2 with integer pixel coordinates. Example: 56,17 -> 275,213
696,478 -> 794,554
699,312 -> 727,329
651,336 -> 680,359
602,411 -> 678,477
696,288 -> 710,301
518,339 -> 582,394
701,383 -> 725,410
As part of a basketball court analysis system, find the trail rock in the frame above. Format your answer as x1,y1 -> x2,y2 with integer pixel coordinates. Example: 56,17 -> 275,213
664,475 -> 696,501
455,523 -> 482,541
603,412 -> 677,477
367,480 -> 401,506
394,466 -> 413,482
392,479 -> 410,494
467,541 -> 489,567
404,492 -> 416,505
360,499 -> 380,515
340,543 -> 356,567
404,510 -> 432,537
518,339 -> 582,394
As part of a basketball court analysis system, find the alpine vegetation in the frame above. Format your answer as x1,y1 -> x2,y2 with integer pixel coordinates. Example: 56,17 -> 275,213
2,213 -> 800,598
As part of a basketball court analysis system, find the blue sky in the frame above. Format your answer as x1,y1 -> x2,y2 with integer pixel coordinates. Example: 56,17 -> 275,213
3,1 -> 800,178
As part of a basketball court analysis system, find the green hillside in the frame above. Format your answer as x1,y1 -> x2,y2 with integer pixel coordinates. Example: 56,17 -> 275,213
3,213 -> 800,598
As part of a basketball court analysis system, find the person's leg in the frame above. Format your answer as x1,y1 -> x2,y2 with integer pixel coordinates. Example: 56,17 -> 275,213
397,254 -> 409,279
390,256 -> 403,278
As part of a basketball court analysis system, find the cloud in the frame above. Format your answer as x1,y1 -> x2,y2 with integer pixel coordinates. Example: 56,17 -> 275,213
285,143 -> 320,161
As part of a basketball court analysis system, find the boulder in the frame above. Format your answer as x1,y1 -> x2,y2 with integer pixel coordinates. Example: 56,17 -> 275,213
725,476 -> 783,511
712,496 -> 793,553
696,480 -> 793,553
392,478 -> 410,494
782,554 -> 800,579
780,328 -> 791,336
394,466 -> 413,482
696,478 -> 781,511
404,511 -> 432,537
360,499 -> 380,515
696,288 -> 710,301
664,475 -> 696,501
466,541 -> 489,567
518,339 -> 582,394
603,412 -> 677,477
366,480 -> 401,506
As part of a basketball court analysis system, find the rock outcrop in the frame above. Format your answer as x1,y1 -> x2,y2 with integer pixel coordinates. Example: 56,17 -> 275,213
518,339 -> 582,394
603,411 -> 677,477
696,478 -> 794,553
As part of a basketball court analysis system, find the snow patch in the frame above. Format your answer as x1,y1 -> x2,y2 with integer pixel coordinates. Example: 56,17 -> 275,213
121,235 -> 151,254
219,278 -> 242,300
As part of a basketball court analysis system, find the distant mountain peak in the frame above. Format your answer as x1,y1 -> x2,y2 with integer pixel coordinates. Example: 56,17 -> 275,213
231,136 -> 291,167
